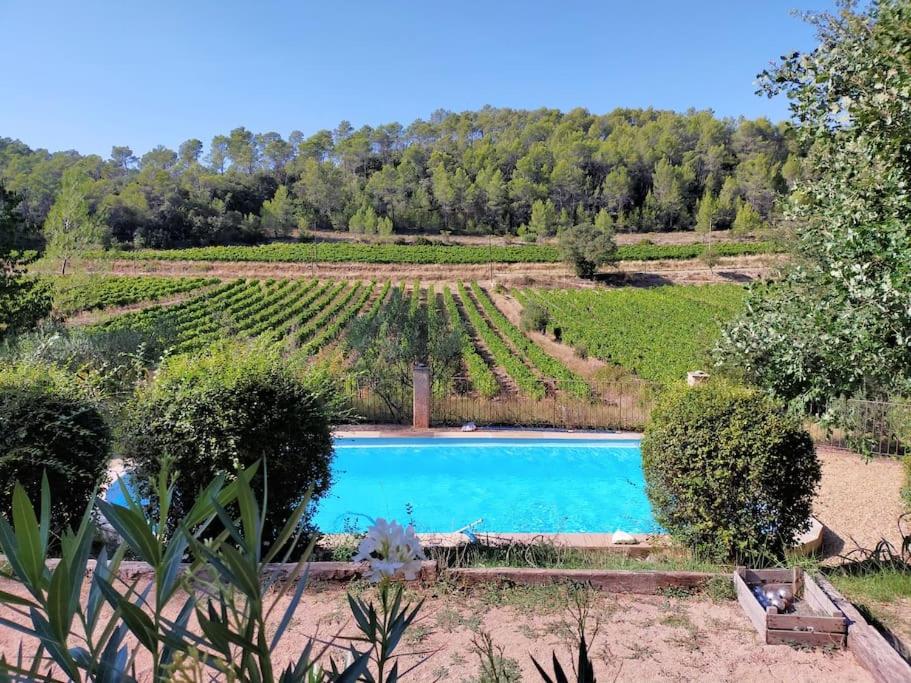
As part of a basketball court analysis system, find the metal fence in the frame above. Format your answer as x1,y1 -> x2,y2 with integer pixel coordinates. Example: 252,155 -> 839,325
808,397 -> 911,457
432,379 -> 656,431
339,370 -> 911,455
338,376 -> 656,430
340,380 -> 414,425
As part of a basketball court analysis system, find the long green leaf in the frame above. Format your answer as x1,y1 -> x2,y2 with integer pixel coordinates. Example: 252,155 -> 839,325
46,561 -> 73,643
11,485 -> 44,587
38,474 -> 50,558
95,500 -> 161,566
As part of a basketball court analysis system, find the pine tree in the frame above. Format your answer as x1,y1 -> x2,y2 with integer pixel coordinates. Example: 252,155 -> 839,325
732,200 -> 764,235
695,189 -> 718,233
527,199 -> 557,238
594,208 -> 614,233
377,215 -> 394,236
43,169 -> 108,275
348,206 -> 365,233
363,206 -> 378,235
260,185 -> 296,237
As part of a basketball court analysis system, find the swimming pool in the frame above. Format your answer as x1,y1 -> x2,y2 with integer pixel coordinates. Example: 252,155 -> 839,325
313,437 -> 659,534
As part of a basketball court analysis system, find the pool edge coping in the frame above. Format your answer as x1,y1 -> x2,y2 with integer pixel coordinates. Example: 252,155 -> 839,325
332,426 -> 644,440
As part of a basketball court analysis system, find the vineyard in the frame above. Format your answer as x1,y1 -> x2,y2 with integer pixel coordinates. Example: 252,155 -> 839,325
88,277 -> 591,397
94,239 -> 780,265
64,275 -> 743,425
51,275 -> 216,315
517,284 -> 746,384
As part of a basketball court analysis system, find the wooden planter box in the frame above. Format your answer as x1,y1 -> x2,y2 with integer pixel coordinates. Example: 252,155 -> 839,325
734,567 -> 847,647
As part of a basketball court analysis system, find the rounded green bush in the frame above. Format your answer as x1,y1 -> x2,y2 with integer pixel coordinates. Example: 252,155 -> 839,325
641,381 -> 820,561
122,342 -> 334,542
519,301 -> 550,333
0,362 -> 111,535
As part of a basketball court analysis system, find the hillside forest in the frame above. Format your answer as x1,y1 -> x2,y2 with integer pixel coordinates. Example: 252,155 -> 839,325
0,107 -> 797,249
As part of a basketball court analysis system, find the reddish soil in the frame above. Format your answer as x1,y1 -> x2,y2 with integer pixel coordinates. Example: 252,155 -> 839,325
0,579 -> 870,682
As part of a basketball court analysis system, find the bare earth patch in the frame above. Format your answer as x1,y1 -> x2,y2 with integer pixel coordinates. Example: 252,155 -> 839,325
0,580 -> 870,682
813,447 -> 908,560
91,254 -> 782,288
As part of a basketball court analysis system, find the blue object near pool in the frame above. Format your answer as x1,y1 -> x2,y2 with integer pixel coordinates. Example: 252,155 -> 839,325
313,437 -> 659,534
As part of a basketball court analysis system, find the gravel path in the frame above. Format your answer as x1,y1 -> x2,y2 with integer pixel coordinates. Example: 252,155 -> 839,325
814,447 -> 908,561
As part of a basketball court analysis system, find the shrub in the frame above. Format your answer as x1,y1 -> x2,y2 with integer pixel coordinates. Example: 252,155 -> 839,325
641,381 -> 820,561
121,341 -> 334,542
0,362 -> 110,535
519,300 -> 550,333
559,223 -> 617,279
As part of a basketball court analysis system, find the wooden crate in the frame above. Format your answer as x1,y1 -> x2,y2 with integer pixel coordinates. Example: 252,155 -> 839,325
734,567 -> 847,647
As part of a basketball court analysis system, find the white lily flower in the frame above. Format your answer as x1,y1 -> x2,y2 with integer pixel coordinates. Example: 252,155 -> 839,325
353,517 -> 426,582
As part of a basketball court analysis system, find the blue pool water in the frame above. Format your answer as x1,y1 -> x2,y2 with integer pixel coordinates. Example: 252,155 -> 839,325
313,437 -> 659,534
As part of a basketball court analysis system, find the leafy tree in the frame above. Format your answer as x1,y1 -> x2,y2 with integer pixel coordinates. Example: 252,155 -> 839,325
780,153 -> 802,188
715,175 -> 740,229
1,107 -> 797,246
699,243 -> 721,273
0,186 -> 50,336
0,361 -> 111,538
226,126 -> 258,173
735,153 -> 781,220
717,0 -> 911,406
594,207 -> 614,232
208,134 -> 229,173
527,198 -> 558,238
377,214 -> 394,235
178,138 -> 204,166
42,169 -> 108,274
140,145 -> 177,171
346,285 -> 460,421
559,222 -> 616,279
109,145 -> 137,174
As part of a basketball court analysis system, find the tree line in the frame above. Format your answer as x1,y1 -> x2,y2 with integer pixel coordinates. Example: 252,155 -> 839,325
0,107 -> 799,250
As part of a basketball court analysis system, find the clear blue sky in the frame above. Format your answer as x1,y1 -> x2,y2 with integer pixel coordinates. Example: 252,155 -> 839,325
1,0 -> 833,157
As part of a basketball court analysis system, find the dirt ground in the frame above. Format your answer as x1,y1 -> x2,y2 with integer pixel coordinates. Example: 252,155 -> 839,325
814,447 -> 908,560
0,579 -> 871,682
84,253 -> 782,288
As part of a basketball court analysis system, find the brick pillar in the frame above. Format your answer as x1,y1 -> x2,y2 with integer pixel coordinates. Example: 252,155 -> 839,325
413,363 -> 431,429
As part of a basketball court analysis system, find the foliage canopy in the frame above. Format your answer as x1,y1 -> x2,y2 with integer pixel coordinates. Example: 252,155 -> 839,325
717,0 -> 911,405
